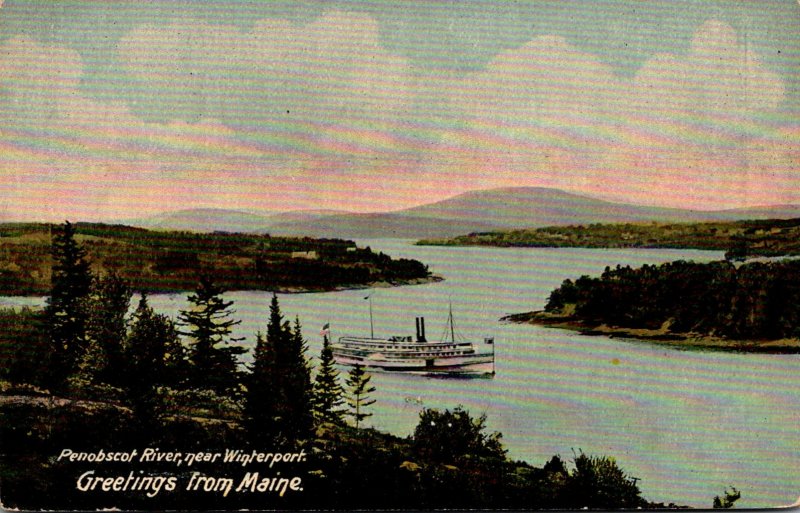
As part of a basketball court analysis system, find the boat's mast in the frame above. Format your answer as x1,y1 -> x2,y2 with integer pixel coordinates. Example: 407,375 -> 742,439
369,295 -> 374,338
449,302 -> 455,343
492,339 -> 496,376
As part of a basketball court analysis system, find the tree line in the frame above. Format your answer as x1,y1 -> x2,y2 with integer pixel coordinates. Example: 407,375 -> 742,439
545,259 -> 800,341
2,221 -> 376,446
0,221 -> 431,295
418,218 -> 800,259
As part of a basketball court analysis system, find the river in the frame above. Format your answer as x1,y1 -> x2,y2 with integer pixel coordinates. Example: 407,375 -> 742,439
3,240 -> 798,507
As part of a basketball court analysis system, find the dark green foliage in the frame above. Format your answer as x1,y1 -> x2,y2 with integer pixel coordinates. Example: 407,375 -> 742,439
245,295 -> 314,447
85,273 -> 132,386
545,259 -> 800,341
0,388 -> 663,511
243,295 -> 285,443
283,317 -> 315,440
123,295 -> 184,437
564,452 -> 645,509
725,239 -> 749,262
45,221 -> 93,390
344,364 -> 376,429
312,335 -> 345,425
713,487 -> 741,508
0,222 -> 431,295
545,278 -> 579,312
0,307 -> 49,385
178,277 -> 245,396
244,330 -> 278,441
413,406 -> 505,464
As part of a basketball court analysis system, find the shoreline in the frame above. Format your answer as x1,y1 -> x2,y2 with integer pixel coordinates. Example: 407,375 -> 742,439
275,275 -> 444,294
502,311 -> 800,354
0,275 -> 444,301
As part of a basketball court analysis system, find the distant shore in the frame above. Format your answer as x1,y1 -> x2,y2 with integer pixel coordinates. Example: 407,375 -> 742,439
0,275 -> 444,300
503,311 -> 800,354
276,275 -> 443,294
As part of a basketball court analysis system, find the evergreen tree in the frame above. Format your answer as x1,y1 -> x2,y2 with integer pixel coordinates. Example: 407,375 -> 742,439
85,272 -> 132,386
124,294 -> 182,438
178,276 -> 245,395
244,330 -> 278,442
245,294 -> 289,444
45,221 -> 93,391
345,364 -> 376,429
312,334 -> 345,425
245,295 -> 314,446
282,317 -> 314,439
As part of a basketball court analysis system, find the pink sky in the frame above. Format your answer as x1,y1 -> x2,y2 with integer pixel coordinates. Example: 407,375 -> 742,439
0,13 -> 798,221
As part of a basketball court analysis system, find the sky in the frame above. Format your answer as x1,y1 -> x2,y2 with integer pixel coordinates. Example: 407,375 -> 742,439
1,0 -> 799,221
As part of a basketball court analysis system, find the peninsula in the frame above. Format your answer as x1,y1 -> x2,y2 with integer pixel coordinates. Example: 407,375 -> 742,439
0,222 -> 433,296
505,259 -> 800,353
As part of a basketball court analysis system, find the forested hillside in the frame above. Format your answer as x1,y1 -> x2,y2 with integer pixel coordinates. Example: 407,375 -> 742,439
513,259 -> 800,351
0,223 -> 431,295
419,218 -> 800,259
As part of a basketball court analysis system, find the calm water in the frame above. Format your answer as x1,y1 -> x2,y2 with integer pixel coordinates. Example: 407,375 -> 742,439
4,241 -> 798,507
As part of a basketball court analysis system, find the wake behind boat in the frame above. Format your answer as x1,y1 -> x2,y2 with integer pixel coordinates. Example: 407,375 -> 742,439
331,305 -> 496,376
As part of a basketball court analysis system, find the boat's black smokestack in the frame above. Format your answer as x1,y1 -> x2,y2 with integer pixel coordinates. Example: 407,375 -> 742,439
419,317 -> 426,342
415,317 -> 420,341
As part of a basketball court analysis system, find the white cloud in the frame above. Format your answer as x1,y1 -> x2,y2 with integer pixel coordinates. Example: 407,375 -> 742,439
454,35 -> 625,125
0,14 -> 796,218
117,11 -> 412,126
636,19 -> 785,116
435,19 -> 796,209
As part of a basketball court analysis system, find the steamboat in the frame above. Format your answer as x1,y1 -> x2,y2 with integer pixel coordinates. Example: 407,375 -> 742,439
331,305 -> 495,376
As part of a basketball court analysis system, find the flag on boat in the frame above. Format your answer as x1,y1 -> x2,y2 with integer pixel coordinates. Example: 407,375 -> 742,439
320,323 -> 330,336
484,337 -> 494,344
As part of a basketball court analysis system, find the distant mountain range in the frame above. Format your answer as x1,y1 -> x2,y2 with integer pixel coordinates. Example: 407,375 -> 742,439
116,187 -> 800,239
121,208 -> 345,234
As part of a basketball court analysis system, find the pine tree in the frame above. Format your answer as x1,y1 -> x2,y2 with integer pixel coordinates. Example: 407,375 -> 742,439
124,294 -> 181,438
282,317 -> 314,440
245,295 -> 314,447
178,276 -> 245,396
312,334 -> 345,425
244,330 -> 278,442
345,364 -> 376,429
85,272 -> 132,386
45,221 -> 93,391
245,294 -> 288,444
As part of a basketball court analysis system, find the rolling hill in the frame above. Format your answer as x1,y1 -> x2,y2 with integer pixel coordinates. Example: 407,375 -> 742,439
123,208 -> 347,234
123,208 -> 276,233
265,188 -> 800,238
266,212 -> 504,239
116,188 -> 800,239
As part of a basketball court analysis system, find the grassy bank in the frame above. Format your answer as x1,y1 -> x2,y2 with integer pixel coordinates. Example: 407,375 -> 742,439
0,222 -> 433,295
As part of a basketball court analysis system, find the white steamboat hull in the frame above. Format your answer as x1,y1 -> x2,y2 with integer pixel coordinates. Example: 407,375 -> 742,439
332,352 -> 494,375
